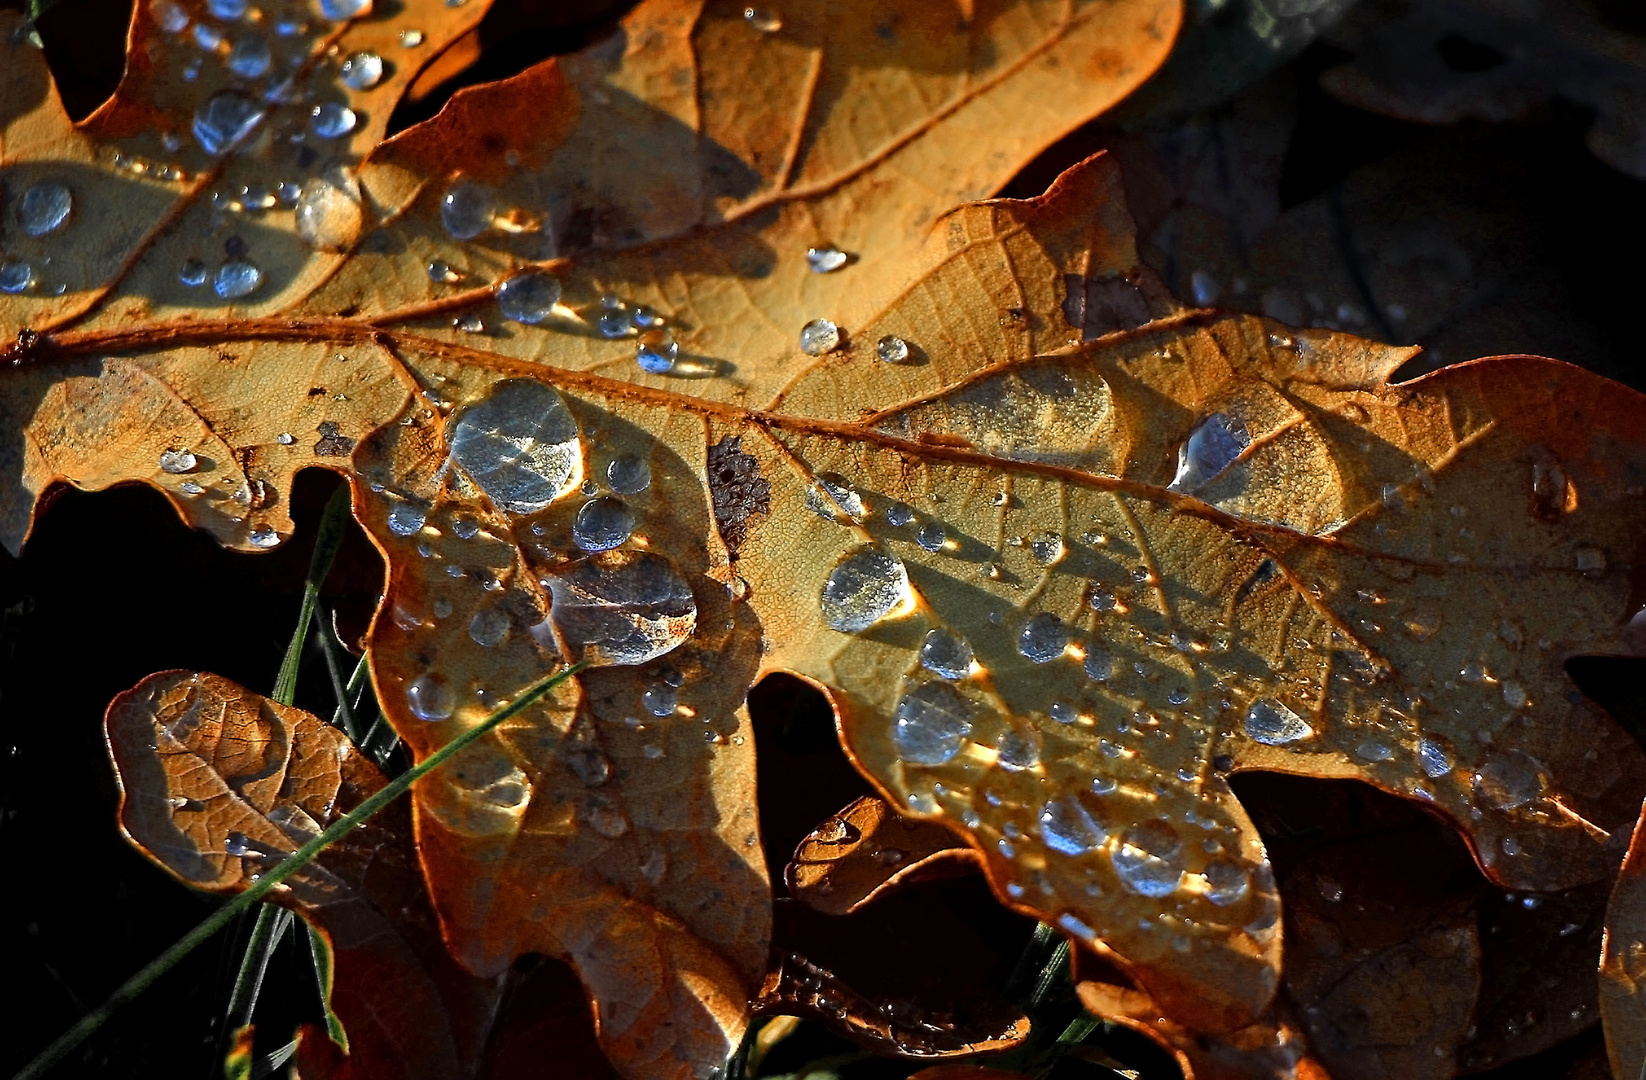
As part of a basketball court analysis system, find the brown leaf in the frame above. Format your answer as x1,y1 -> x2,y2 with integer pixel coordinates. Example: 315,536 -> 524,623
1601,797 -> 1646,1080
786,796 -> 980,915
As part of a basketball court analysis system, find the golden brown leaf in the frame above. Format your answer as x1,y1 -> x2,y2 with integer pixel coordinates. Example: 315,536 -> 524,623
786,795 -> 980,916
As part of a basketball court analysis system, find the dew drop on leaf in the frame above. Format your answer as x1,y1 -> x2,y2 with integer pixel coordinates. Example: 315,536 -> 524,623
1084,650 -> 1113,681
1017,613 -> 1068,663
495,271 -> 562,324
214,259 -> 262,299
426,259 -> 460,284
1242,698 -> 1312,744
542,551 -> 698,666
1169,412 -> 1250,493
208,0 -> 247,18
309,102 -> 356,139
1030,531 -> 1063,566
399,28 -> 423,46
996,727 -> 1041,771
743,6 -> 781,32
1039,796 -> 1108,856
1202,861 -> 1250,905
18,181 -> 71,237
387,502 -> 426,536
820,545 -> 909,633
1474,750 -> 1547,810
294,174 -> 362,252
248,524 -> 281,548
468,606 -> 509,647
916,521 -> 946,552
643,684 -> 678,716
193,23 -> 223,49
179,259 -> 207,287
885,501 -> 913,526
806,473 -> 863,522
340,51 -> 383,89
799,318 -> 841,355
892,683 -> 974,765
636,337 -> 679,374
1112,820 -> 1185,897
151,0 -> 188,33
406,673 -> 454,720
226,34 -> 271,79
806,246 -> 848,273
193,91 -> 264,155
1418,737 -> 1453,778
606,455 -> 650,494
876,335 -> 910,363
317,0 -> 371,22
158,449 -> 197,473
919,628 -> 973,680
447,379 -> 580,515
440,178 -> 494,240
0,258 -> 34,294
573,496 -> 635,552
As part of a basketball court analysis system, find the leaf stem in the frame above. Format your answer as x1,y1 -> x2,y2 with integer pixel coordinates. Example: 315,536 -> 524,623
11,661 -> 584,1080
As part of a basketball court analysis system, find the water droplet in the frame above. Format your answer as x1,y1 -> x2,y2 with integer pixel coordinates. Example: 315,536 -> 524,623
399,27 -> 423,45
179,259 -> 207,287
806,246 -> 848,273
1030,531 -> 1063,566
0,258 -> 32,294
542,550 -> 697,666
448,379 -> 580,515
870,334 -> 913,364
1039,796 -> 1108,856
441,178 -> 494,240
743,6 -> 781,32
1502,680 -> 1527,708
224,832 -> 252,856
919,628 -> 973,680
1418,737 -> 1452,778
293,173 -> 361,252
641,849 -> 668,884
1202,861 -> 1249,905
340,51 -> 383,89
884,501 -> 913,527
387,501 -> 426,536
1170,413 -> 1250,493
193,22 -> 223,49
604,455 -> 651,495
1242,699 -> 1312,745
193,90 -> 265,154
495,270 -> 562,324
1017,613 -> 1067,663
584,803 -> 629,838
151,0 -> 189,33
1356,740 -> 1393,762
996,727 -> 1040,771
1112,820 -> 1184,897
18,181 -> 72,237
317,0 -> 370,21
180,481 -> 205,495
454,313 -> 485,333
596,305 -> 635,338
636,336 -> 679,374
891,683 -> 974,765
799,318 -> 841,355
643,684 -> 678,716
214,259 -> 262,299
820,546 -> 909,633
1190,269 -> 1219,306
226,34 -> 270,78
468,607 -> 509,648
915,522 -> 946,552
1474,750 -> 1546,810
1083,650 -> 1112,681
248,524 -> 280,548
564,741 -> 611,786
806,473 -> 863,523
405,674 -> 454,720
572,496 -> 635,552
158,449 -> 198,474
308,100 -> 357,139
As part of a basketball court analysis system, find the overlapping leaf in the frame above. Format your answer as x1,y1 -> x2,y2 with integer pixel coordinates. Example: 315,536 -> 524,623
6,0 -> 1646,1076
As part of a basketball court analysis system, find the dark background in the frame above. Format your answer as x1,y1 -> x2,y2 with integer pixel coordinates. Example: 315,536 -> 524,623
3,0 -> 1644,1076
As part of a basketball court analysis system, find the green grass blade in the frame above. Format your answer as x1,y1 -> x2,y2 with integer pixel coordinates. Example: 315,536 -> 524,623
317,625 -> 365,744
12,661 -> 584,1080
271,483 -> 352,708
306,923 -> 346,1048
223,907 -> 291,1035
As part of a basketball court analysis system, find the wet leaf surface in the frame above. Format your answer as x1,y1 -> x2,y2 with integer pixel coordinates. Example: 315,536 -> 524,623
786,796 -> 980,916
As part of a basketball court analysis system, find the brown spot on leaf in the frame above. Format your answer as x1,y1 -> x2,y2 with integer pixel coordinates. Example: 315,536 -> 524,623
707,435 -> 769,557
315,421 -> 355,457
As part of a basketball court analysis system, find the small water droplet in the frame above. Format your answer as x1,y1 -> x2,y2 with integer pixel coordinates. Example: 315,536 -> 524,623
872,334 -> 911,364
1083,650 -> 1113,681
307,101 -> 358,139
1474,750 -> 1546,810
643,684 -> 678,717
806,246 -> 848,273
1576,546 -> 1607,572
606,456 -> 651,495
915,522 -> 946,552
18,181 -> 72,237
1202,861 -> 1249,905
799,318 -> 841,355
151,0 -> 189,32
193,90 -> 265,155
214,259 -> 262,299
294,173 -> 362,252
743,6 -> 781,31
1038,795 -> 1107,856
426,259 -> 460,284
0,258 -> 32,294
317,0 -> 371,21
1030,531 -> 1063,566
1356,740 -> 1394,762
1243,699 -> 1312,744
1170,413 -> 1250,493
468,606 -> 509,648
158,449 -> 198,474
1190,269 -> 1219,306
584,803 -> 629,838
340,50 -> 383,89
179,481 -> 205,494
248,524 -> 280,548
1502,680 -> 1527,708
996,727 -> 1040,771
891,683 -> 974,764
820,546 -> 909,633
406,673 -> 454,720
441,178 -> 494,240
1017,613 -> 1067,663
387,502 -> 426,536
806,474 -> 863,523
179,258 -> 208,287
919,628 -> 973,679
573,496 -> 635,552
1112,820 -> 1184,897
636,336 -> 679,374
226,34 -> 270,78
193,21 -> 223,49
454,313 -> 485,333
398,27 -> 423,46
884,501 -> 913,527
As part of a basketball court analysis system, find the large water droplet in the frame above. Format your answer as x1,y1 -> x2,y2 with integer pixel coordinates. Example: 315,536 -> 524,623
441,178 -> 493,240
1030,531 -> 1063,566
0,258 -> 33,294
543,550 -> 697,666
916,522 -> 946,552
159,449 -> 198,474
179,259 -> 208,287
1017,613 -> 1067,663
891,683 -> 974,765
636,337 -> 678,373
1111,820 -> 1184,897
1202,861 -> 1250,905
406,673 -> 454,720
606,456 -> 651,494
468,606 -> 510,647
317,0 -> 371,21
293,173 -> 362,252
806,473 -> 863,523
496,271 -> 562,324
573,496 -> 635,552
1474,750 -> 1547,810
919,628 -> 972,680
642,684 -> 677,716
1242,699 -> 1312,745
340,51 -> 383,89
387,502 -> 426,536
820,546 -> 909,633
226,34 -> 271,78
806,246 -> 848,273
1039,796 -> 1108,856
193,90 -> 265,154
18,181 -> 72,237
214,259 -> 262,299
1418,737 -> 1452,778
309,102 -> 357,139
996,727 -> 1040,771
799,318 -> 841,355
1169,413 -> 1250,493
448,379 -> 580,515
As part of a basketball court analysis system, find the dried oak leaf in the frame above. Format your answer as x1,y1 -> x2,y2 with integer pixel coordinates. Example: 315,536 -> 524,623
786,795 -> 981,916
1,2 -> 1182,1076
102,670 -> 611,1080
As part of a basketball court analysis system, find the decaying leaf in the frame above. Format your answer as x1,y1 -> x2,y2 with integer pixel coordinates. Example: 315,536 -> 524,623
8,0 -> 1646,1074
786,795 -> 980,916
1602,797 -> 1646,1080
104,670 -> 524,1078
